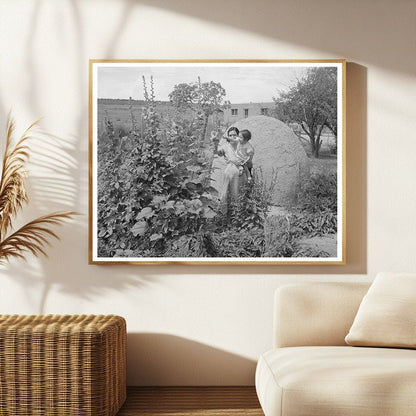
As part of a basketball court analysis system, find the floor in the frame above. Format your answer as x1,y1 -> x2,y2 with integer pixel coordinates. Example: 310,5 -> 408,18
117,386 -> 264,416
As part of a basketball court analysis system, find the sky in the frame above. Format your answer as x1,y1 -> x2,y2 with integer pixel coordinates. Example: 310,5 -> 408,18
95,63 -> 313,103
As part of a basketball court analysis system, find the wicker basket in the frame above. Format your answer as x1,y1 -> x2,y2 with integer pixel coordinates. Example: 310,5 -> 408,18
0,314 -> 126,416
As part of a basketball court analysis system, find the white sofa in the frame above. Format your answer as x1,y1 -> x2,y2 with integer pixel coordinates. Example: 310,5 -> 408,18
255,282 -> 416,416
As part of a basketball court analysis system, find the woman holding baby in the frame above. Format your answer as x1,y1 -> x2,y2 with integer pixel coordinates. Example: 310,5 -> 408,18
215,126 -> 255,213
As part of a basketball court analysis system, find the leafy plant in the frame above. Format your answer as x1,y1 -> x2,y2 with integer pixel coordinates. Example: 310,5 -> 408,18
263,215 -> 298,257
262,172 -> 337,258
212,228 -> 265,258
224,167 -> 277,231
0,117 -> 78,264
263,215 -> 330,258
297,171 -> 337,214
290,211 -> 337,237
97,77 -> 221,257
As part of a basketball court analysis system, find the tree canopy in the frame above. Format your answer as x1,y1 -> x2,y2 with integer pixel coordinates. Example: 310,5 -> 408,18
274,67 -> 337,158
169,78 -> 229,139
169,78 -> 227,113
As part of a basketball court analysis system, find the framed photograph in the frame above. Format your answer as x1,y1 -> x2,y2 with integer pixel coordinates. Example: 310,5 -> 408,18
89,59 -> 345,265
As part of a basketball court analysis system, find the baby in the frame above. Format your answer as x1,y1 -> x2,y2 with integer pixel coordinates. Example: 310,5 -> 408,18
236,129 -> 254,182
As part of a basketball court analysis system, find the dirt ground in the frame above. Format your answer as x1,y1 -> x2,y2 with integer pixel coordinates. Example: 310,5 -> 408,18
298,234 -> 338,257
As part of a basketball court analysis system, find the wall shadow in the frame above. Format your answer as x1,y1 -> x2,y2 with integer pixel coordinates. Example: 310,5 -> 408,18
135,0 -> 414,76
127,333 -> 257,386
0,1 -> 158,312
119,386 -> 260,414
343,63 -> 368,274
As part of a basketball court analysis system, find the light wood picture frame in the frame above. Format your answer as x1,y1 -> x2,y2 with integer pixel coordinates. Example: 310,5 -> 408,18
89,59 -> 346,265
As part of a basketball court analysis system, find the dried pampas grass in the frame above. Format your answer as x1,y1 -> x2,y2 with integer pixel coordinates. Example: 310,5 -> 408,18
0,115 -> 78,264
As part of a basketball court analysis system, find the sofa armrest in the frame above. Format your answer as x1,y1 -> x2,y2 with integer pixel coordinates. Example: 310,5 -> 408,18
274,282 -> 370,348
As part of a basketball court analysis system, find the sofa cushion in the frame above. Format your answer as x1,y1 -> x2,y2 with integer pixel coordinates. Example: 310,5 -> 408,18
274,283 -> 370,348
256,346 -> 416,416
345,272 -> 416,348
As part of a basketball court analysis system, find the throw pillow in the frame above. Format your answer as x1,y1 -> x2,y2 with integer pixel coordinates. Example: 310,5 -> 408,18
345,272 -> 416,348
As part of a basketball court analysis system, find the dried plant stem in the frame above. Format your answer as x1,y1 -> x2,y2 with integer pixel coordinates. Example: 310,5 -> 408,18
0,118 -> 34,240
0,212 -> 78,264
0,115 -> 79,264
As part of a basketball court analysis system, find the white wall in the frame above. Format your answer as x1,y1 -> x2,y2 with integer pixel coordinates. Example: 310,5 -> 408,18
0,0 -> 415,385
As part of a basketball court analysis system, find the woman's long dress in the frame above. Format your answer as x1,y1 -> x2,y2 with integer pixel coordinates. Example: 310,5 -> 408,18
217,141 -> 248,213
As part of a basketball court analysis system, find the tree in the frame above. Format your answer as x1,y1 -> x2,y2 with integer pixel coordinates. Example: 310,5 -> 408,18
168,82 -> 199,109
274,67 -> 337,158
169,78 -> 229,140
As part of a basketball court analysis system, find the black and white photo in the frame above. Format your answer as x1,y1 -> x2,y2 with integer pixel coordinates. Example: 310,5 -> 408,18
89,60 -> 345,264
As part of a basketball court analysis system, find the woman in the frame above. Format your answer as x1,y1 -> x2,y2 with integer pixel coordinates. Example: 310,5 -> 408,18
216,127 -> 251,213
